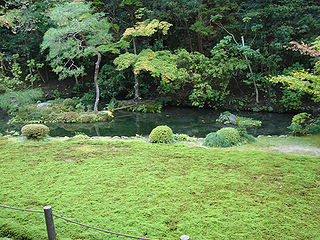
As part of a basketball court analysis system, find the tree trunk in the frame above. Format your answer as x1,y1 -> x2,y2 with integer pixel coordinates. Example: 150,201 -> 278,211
197,0 -> 203,53
93,52 -> 101,113
132,37 -> 140,100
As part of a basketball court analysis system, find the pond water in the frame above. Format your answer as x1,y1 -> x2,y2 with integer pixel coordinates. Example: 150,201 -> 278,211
0,107 -> 294,138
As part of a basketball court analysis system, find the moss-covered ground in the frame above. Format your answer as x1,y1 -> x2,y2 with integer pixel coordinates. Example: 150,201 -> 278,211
0,137 -> 319,240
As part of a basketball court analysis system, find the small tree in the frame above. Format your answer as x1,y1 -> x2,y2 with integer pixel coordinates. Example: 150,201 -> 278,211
114,19 -> 172,100
270,37 -> 320,102
41,1 -> 120,113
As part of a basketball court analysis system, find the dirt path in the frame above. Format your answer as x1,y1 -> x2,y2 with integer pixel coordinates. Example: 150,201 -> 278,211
272,145 -> 320,156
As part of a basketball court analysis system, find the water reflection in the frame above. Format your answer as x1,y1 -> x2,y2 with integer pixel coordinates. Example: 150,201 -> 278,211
0,107 -> 294,137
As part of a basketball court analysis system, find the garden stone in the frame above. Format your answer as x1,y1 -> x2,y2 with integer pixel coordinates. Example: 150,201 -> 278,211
180,236 -> 190,240
228,114 -> 237,123
268,106 -> 273,112
37,103 -> 52,109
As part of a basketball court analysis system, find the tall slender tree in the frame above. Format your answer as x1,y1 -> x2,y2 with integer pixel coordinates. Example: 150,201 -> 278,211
41,1 -> 121,113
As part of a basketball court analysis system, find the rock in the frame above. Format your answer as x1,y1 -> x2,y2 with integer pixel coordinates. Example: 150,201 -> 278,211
257,135 -> 264,138
37,103 -> 52,109
112,136 -> 120,139
229,114 -> 237,124
180,236 -> 190,240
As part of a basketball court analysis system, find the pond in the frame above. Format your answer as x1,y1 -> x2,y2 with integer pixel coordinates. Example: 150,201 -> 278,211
0,107 -> 294,138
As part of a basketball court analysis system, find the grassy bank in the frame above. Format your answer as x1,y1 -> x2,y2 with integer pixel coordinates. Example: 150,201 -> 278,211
0,137 -> 319,240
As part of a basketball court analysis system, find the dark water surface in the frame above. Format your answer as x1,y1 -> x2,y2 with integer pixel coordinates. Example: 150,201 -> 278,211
0,107 -> 294,137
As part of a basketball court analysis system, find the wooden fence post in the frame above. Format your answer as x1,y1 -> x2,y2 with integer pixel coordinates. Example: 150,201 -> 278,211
44,206 -> 56,240
180,235 -> 190,240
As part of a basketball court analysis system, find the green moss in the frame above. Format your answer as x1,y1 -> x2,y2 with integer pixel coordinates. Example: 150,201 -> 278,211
0,138 -> 319,239
62,98 -> 80,108
58,112 -> 80,123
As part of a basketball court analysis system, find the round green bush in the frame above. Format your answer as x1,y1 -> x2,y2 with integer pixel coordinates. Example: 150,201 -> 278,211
21,124 -> 50,139
216,127 -> 241,145
203,132 -> 231,147
149,125 -> 173,143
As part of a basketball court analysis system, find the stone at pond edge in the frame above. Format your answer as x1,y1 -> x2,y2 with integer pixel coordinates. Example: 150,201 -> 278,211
229,114 -> 237,124
37,103 -> 52,109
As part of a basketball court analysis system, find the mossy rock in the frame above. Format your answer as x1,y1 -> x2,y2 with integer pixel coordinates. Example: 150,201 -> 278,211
58,112 -> 80,123
21,124 -> 50,139
149,125 -> 173,143
97,111 -> 113,121
62,98 -> 80,108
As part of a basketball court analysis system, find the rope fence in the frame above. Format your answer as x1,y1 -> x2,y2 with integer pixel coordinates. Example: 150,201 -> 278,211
0,204 -> 190,240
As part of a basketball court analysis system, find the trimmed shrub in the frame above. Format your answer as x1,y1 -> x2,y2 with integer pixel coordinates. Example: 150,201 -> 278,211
173,133 -> 192,142
203,132 -> 231,147
216,127 -> 241,145
149,125 -> 173,143
21,124 -> 50,139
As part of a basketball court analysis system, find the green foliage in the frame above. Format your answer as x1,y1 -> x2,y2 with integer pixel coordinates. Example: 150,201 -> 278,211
41,2 -> 116,80
237,128 -> 256,144
128,102 -> 162,113
280,89 -> 303,111
287,112 -> 320,135
308,118 -> 320,135
216,127 -> 241,145
97,64 -> 128,99
0,89 -> 43,114
292,113 -> 311,126
114,49 -> 179,85
115,100 -> 162,113
271,70 -> 320,103
173,133 -> 193,142
21,124 -> 49,139
166,37 -> 251,108
121,19 -> 172,40
62,98 -> 80,108
149,125 -> 173,143
0,53 -> 23,90
203,132 -> 231,147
